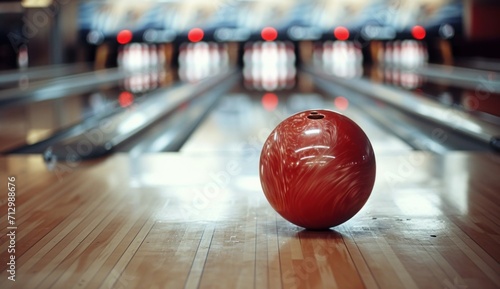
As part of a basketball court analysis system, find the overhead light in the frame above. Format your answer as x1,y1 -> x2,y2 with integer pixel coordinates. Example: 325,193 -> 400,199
439,24 -> 455,39
117,30 -> 133,45
188,28 -> 204,42
261,27 -> 278,42
22,0 -> 53,8
334,26 -> 349,41
87,31 -> 104,45
411,25 -> 426,40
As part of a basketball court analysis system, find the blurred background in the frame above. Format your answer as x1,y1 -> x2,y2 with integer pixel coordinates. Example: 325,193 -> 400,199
2,0 -> 499,69
0,0 -> 499,158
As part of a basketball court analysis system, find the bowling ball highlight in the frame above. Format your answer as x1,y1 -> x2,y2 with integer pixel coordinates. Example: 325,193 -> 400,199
259,109 -> 376,230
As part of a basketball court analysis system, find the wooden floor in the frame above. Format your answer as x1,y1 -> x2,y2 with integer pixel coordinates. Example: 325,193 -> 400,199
0,151 -> 499,289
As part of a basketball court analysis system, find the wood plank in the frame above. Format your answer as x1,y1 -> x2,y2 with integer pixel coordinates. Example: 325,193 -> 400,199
0,152 -> 499,289
184,224 -> 215,289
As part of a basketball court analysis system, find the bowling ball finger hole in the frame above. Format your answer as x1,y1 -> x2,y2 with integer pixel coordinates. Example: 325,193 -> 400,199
310,111 -> 319,114
307,114 -> 324,120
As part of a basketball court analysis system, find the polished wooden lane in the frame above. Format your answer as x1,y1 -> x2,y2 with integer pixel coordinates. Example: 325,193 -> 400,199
0,151 -> 499,289
180,87 -> 413,156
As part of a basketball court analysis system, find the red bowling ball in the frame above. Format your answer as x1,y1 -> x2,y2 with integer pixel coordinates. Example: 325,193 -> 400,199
259,109 -> 376,230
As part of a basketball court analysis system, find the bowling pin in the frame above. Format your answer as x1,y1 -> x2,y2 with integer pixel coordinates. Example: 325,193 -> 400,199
141,43 -> 149,70
149,44 -> 158,69
384,67 -> 392,83
132,43 -> 142,71
412,40 -> 418,67
192,43 -> 202,81
285,41 -> 296,65
400,40 -> 409,67
408,40 -> 419,68
126,44 -> 135,71
392,40 -> 401,66
243,42 -> 252,67
251,43 -> 262,89
201,42 -> 210,78
178,43 -> 187,81
209,42 -> 221,74
384,41 -> 393,66
392,68 -> 400,86
252,42 -> 261,67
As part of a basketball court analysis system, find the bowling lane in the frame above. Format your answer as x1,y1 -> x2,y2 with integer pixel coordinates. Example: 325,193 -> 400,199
4,40 -> 233,156
308,43 -> 500,150
454,57 -> 500,73
180,72 -> 412,156
3,57 -> 499,289
0,68 -> 176,154
0,63 -> 93,90
315,40 -> 500,121
364,66 -> 500,121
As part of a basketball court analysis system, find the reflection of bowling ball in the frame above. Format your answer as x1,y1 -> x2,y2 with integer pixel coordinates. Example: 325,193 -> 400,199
259,109 -> 376,230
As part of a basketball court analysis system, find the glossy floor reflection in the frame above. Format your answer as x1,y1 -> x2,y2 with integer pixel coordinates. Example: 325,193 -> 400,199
0,151 -> 498,289
180,84 -> 412,156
